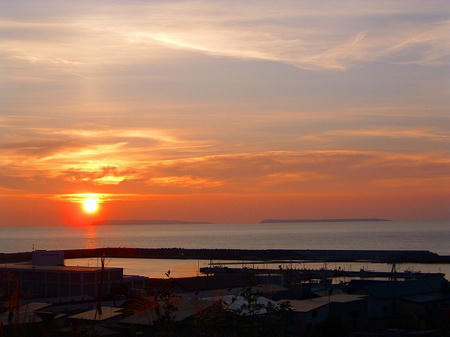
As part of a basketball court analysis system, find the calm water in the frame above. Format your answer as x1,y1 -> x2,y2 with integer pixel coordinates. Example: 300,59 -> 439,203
64,257 -> 450,279
0,221 -> 448,254
1,221 -> 449,278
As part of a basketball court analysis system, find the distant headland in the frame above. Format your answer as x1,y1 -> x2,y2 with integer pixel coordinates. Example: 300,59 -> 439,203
94,219 -> 214,226
260,218 -> 391,223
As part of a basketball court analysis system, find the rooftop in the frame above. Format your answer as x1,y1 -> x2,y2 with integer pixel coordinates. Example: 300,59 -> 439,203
18,302 -> 52,313
69,306 -> 123,321
279,299 -> 328,313
402,292 -> 450,304
120,296 -> 214,326
311,294 -> 367,303
0,304 -> 48,326
349,278 -> 443,299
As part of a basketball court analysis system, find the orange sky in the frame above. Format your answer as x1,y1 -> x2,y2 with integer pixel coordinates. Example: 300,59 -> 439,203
0,0 -> 449,225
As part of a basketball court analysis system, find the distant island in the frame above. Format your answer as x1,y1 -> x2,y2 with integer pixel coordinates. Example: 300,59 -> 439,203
94,218 -> 391,225
260,218 -> 391,223
94,219 -> 214,226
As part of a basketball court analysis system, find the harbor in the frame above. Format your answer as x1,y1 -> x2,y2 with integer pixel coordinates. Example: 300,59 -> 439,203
1,249 -> 449,336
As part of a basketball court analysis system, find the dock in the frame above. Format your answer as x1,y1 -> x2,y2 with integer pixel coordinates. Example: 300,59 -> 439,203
199,265 -> 445,281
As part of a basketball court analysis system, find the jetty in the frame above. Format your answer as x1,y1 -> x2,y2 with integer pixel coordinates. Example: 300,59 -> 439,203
1,248 -> 449,264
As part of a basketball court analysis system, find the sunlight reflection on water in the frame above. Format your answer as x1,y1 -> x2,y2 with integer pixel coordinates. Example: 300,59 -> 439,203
1,221 -> 448,255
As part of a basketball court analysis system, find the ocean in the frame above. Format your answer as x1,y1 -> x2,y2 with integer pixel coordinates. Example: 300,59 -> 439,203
1,221 -> 449,278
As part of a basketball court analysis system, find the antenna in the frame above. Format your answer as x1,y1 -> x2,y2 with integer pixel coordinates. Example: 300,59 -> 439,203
95,251 -> 106,320
390,263 -> 397,281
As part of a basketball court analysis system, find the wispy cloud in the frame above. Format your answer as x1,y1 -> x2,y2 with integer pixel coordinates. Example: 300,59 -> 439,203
300,127 -> 450,144
1,1 -> 449,72
51,192 -> 141,203
332,128 -> 448,140
148,176 -> 224,189
0,125 -> 211,186
2,137 -> 449,196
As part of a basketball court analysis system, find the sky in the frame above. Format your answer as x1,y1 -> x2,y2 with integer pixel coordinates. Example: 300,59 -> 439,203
0,0 -> 449,225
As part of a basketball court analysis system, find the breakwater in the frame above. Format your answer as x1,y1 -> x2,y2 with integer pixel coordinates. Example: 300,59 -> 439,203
1,248 -> 449,264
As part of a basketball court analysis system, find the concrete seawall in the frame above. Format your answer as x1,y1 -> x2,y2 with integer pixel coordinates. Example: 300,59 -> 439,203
1,248 -> 449,264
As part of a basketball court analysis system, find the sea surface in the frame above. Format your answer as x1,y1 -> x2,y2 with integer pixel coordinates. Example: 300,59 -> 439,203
1,221 -> 449,278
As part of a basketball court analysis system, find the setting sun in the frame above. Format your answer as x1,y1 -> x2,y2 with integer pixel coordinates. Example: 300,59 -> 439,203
83,198 -> 99,214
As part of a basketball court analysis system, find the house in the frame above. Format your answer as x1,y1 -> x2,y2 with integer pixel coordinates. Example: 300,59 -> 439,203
312,294 -> 368,330
347,276 -> 445,329
279,298 -> 329,332
399,292 -> 450,329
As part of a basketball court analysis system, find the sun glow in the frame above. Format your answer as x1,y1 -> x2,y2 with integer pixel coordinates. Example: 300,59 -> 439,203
83,197 -> 99,214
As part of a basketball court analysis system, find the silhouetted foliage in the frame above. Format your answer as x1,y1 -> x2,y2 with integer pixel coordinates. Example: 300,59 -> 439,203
193,286 -> 293,337
307,317 -> 349,337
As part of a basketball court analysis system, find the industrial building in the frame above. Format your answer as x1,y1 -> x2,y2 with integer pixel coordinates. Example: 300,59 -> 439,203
0,250 -> 123,299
